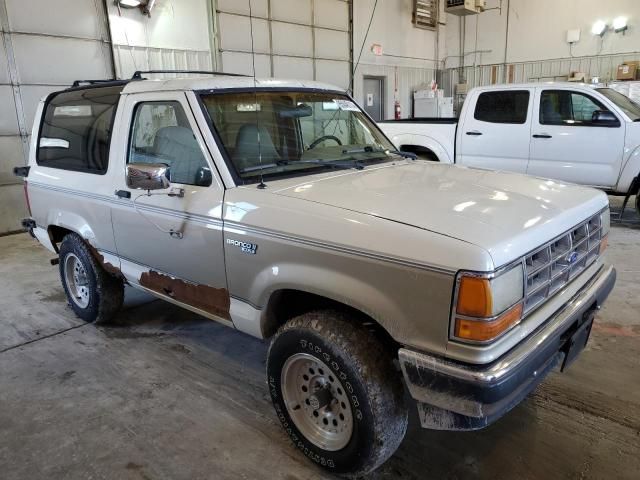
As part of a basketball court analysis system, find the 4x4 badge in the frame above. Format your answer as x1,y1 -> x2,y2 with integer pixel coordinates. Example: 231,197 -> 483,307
226,238 -> 258,255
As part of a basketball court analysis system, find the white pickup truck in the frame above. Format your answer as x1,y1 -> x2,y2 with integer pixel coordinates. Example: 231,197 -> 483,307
379,83 -> 640,214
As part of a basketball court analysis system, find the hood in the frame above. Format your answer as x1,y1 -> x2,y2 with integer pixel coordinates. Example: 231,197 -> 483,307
270,161 -> 608,268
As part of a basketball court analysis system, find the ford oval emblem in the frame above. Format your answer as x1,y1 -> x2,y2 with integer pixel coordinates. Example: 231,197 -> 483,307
566,251 -> 579,264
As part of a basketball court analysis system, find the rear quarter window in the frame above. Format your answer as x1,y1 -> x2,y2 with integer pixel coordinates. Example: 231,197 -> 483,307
474,90 -> 530,124
36,85 -> 123,174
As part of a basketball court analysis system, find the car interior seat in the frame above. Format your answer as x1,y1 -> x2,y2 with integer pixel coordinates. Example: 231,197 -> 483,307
233,124 -> 280,171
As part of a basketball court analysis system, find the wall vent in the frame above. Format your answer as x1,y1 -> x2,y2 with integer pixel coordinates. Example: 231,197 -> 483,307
413,0 -> 438,29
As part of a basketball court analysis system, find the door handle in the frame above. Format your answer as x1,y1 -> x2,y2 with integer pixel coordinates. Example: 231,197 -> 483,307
115,190 -> 131,199
533,134 -> 553,139
466,131 -> 483,136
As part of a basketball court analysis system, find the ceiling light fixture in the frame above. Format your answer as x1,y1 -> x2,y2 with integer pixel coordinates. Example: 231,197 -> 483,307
591,20 -> 607,36
613,16 -> 628,33
117,0 -> 141,7
115,0 -> 156,16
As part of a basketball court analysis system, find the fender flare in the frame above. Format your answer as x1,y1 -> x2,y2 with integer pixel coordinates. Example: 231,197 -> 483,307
46,209 -> 97,246
388,132 -> 452,163
616,144 -> 640,194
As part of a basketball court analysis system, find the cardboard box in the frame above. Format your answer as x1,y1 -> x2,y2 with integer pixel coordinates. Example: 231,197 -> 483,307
617,63 -> 639,81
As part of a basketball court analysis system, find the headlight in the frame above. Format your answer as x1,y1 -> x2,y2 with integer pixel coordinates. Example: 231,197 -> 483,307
452,263 -> 524,343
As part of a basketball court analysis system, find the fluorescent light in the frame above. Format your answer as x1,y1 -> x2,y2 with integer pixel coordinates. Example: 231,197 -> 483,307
118,0 -> 142,7
613,16 -> 628,32
591,20 -> 607,36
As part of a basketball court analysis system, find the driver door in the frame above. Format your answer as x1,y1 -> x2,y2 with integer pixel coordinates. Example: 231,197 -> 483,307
110,91 -> 229,322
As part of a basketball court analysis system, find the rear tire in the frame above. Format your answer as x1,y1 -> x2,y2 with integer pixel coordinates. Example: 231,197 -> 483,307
267,310 -> 407,477
59,233 -> 124,324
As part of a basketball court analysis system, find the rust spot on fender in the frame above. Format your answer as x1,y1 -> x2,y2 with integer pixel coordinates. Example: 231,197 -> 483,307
139,270 -> 231,320
86,243 -> 123,278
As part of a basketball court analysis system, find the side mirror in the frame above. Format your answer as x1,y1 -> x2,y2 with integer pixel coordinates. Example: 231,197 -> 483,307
591,110 -> 620,127
126,163 -> 171,191
195,167 -> 213,187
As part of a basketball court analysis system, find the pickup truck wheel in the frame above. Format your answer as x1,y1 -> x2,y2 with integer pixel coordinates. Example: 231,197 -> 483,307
59,233 -> 124,324
267,311 -> 407,477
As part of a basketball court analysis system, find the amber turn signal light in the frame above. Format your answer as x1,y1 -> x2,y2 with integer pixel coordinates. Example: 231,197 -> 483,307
456,276 -> 493,317
455,303 -> 523,342
600,234 -> 608,254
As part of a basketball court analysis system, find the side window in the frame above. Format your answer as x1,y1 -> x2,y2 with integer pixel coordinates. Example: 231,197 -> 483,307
37,85 -> 123,173
128,101 -> 212,187
540,90 -> 611,125
474,90 -> 530,124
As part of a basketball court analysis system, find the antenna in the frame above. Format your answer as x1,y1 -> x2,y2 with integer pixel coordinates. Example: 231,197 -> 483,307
248,0 -> 266,189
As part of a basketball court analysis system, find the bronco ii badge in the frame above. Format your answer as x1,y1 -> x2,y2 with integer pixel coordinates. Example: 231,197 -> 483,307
226,238 -> 258,255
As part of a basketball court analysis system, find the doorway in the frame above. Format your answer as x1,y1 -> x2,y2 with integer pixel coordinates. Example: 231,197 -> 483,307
363,77 -> 385,121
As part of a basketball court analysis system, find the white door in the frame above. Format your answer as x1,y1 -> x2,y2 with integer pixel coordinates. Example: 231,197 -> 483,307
456,89 -> 533,173
109,91 -> 230,321
527,88 -> 625,188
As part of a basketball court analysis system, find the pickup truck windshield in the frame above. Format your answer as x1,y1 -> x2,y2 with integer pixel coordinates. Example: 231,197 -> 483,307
596,88 -> 640,121
200,91 -> 397,183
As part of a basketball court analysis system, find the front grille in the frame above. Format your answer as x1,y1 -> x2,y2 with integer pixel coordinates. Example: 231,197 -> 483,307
523,212 -> 603,314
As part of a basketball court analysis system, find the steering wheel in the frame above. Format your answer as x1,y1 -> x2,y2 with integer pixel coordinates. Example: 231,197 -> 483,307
308,135 -> 343,150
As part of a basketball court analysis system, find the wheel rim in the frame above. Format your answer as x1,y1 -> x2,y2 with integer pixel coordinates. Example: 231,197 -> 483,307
64,253 -> 90,309
281,353 -> 354,451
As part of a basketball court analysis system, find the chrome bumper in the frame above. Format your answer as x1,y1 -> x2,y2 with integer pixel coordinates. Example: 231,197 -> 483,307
399,264 -> 616,430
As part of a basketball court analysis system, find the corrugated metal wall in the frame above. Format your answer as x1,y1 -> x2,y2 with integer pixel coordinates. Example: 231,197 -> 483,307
0,0 -> 114,233
107,1 -> 212,79
214,0 -> 352,90
442,52 -> 640,97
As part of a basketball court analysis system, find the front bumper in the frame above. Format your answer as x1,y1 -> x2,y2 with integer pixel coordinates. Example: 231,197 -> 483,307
399,264 -> 616,431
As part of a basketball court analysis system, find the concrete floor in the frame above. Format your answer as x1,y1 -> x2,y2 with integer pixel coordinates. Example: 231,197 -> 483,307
1,198 -> 639,480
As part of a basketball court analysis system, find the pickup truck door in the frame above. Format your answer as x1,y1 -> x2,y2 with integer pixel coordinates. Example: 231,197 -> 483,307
456,89 -> 533,173
527,87 -> 625,188
109,91 -> 230,322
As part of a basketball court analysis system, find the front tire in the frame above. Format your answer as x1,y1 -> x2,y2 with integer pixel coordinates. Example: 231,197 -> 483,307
267,311 -> 407,477
59,233 -> 124,324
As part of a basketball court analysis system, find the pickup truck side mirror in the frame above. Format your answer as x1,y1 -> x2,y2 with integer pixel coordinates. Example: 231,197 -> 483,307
126,163 -> 171,191
591,110 -> 620,127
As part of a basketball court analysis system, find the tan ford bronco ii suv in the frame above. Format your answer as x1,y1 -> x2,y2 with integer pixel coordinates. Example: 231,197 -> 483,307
16,71 -> 616,477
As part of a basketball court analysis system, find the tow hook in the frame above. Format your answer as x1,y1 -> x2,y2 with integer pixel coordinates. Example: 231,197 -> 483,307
21,218 -> 36,238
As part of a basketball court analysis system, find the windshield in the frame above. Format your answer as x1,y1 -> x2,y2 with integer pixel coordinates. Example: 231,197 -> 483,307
200,90 -> 397,183
596,88 -> 640,121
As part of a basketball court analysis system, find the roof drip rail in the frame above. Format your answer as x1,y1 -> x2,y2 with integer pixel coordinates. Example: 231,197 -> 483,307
131,70 -> 249,80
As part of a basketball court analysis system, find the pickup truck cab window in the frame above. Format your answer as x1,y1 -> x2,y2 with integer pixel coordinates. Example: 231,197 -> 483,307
37,85 -> 123,174
596,87 -> 640,121
200,90 -> 396,184
540,90 -> 615,126
129,101 -> 212,187
474,90 -> 530,124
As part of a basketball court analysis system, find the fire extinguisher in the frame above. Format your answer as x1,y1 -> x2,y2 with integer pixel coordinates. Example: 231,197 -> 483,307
394,100 -> 401,120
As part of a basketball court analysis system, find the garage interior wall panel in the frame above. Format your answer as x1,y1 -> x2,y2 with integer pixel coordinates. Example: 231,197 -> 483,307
0,0 -> 115,233
107,0 -> 212,79
352,0 -> 442,120
215,0 -> 351,89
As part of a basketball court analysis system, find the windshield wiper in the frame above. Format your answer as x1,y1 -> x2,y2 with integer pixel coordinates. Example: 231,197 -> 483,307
238,158 -> 362,174
340,146 -> 417,160
293,158 -> 365,170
